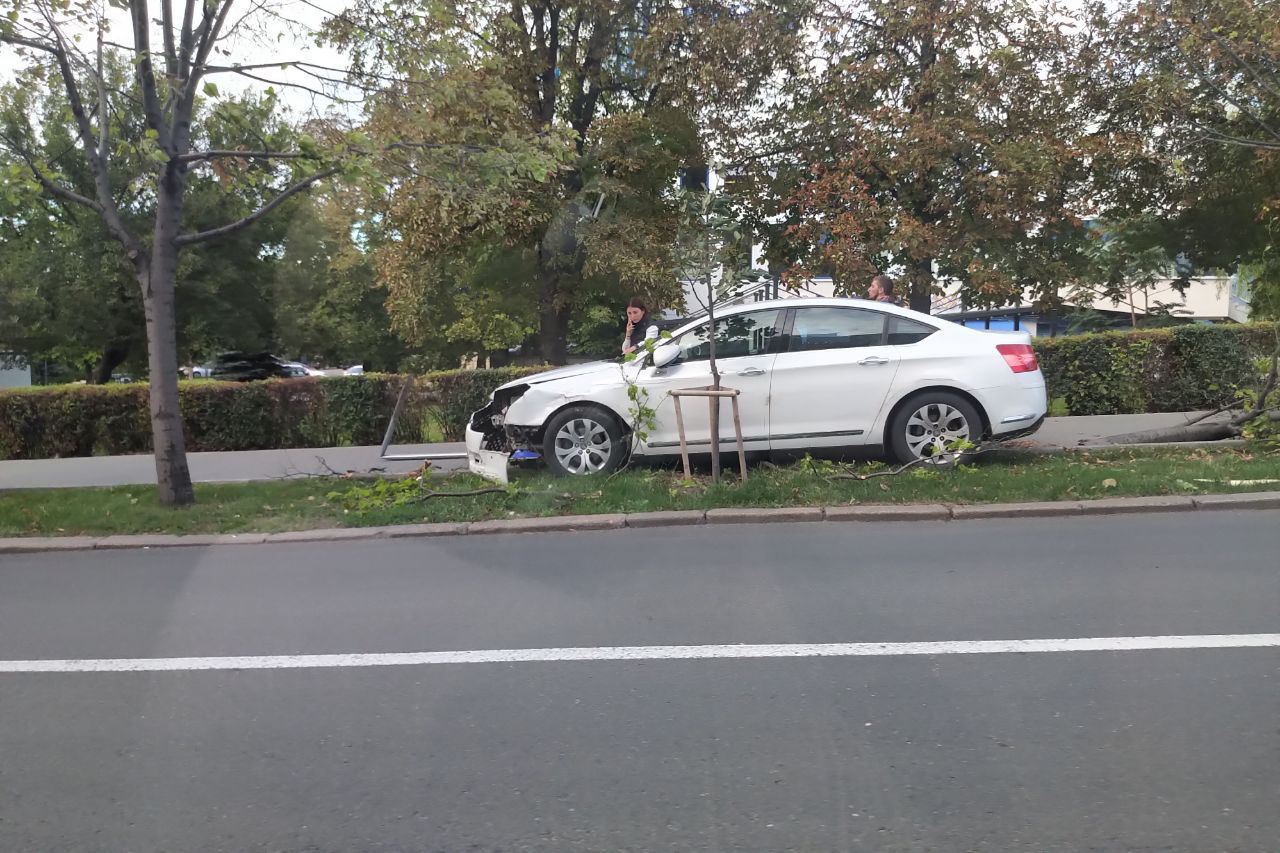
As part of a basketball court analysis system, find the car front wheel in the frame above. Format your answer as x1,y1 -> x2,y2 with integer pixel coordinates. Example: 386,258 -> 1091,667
887,392 -> 983,465
542,406 -> 627,476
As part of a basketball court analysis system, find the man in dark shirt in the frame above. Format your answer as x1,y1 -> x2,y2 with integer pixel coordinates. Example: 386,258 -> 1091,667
867,274 -> 902,306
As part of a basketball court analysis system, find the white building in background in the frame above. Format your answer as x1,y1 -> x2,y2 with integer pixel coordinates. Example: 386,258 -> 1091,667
927,269 -> 1252,336
671,165 -> 1254,331
0,352 -> 31,388
680,266 -> 1251,334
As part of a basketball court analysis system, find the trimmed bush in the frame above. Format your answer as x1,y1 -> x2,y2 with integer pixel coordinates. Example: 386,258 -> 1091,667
1034,322 -> 1278,415
0,367 -> 553,460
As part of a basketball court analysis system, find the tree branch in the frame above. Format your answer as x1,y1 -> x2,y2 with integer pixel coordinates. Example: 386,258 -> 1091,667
1163,23 -> 1280,145
96,20 -> 109,174
39,14 -> 100,158
1201,23 -> 1280,109
175,166 -> 339,245
211,66 -> 363,103
1189,121 -> 1280,151
1,135 -> 103,214
178,0 -> 200,80
130,0 -> 171,147
161,0 -> 179,79
176,0 -> 237,145
177,148 -> 321,163
0,32 -> 60,54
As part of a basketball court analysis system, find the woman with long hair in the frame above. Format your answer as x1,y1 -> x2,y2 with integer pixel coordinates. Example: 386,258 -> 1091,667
622,298 -> 659,356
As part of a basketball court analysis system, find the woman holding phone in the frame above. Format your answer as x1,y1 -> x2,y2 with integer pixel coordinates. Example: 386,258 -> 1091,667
622,297 -> 659,356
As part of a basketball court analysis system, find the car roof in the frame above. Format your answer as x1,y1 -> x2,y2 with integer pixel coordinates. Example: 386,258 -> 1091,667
679,297 -> 947,328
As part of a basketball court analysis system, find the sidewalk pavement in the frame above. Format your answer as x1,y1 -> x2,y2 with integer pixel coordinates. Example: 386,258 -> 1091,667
0,412 -> 1216,491
0,443 -> 468,490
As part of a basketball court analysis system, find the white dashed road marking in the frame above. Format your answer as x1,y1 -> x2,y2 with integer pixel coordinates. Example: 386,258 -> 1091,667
2,634 -> 1278,673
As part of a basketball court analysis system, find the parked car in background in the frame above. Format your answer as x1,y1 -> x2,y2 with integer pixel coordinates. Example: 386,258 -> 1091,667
210,352 -> 295,382
283,362 -> 325,377
467,297 -> 1046,478
344,364 -> 365,376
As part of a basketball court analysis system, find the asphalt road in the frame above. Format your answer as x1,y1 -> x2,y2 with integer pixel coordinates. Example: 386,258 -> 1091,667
1,511 -> 1277,851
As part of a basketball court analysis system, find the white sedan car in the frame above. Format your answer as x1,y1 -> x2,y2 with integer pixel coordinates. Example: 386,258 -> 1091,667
466,298 -> 1046,479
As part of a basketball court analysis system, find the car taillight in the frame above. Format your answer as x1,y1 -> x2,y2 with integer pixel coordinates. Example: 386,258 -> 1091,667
996,343 -> 1039,373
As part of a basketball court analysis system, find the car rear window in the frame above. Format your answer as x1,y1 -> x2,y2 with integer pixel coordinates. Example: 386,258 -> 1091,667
788,308 -> 886,351
887,316 -> 937,345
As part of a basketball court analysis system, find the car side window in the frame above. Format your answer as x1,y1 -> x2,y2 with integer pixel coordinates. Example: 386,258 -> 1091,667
676,309 -> 782,362
887,316 -> 938,345
787,308 -> 886,352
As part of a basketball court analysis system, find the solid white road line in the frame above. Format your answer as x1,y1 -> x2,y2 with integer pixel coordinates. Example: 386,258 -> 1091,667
2,634 -> 1279,673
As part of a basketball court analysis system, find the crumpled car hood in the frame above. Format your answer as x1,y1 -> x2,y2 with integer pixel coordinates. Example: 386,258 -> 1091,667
498,360 -> 619,390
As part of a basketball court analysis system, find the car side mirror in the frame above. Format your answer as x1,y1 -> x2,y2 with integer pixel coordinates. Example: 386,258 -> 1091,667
651,342 -> 680,369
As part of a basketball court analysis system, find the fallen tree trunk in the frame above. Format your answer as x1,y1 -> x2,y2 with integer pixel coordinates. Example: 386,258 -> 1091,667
1100,421 -> 1242,445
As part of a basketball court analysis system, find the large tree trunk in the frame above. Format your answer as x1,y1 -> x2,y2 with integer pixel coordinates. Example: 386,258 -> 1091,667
908,258 -> 933,313
139,179 -> 195,507
537,284 -> 571,365
90,339 -> 131,384
535,226 -> 577,365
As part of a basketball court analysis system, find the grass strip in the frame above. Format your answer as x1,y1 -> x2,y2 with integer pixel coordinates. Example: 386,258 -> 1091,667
1,448 -> 1277,538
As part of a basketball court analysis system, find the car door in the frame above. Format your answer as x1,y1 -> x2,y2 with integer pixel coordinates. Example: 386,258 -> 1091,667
636,308 -> 783,453
768,306 -> 902,451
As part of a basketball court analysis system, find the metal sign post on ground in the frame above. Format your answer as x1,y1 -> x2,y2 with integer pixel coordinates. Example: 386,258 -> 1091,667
379,376 -> 468,463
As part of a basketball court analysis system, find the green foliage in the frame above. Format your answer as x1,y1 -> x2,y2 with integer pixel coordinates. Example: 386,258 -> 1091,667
619,332 -> 673,444
0,78 -> 332,377
329,0 -> 802,362
772,0 -> 1097,309
329,476 -> 514,514
271,191 -> 405,371
1034,322 -> 1278,415
1095,0 -> 1280,321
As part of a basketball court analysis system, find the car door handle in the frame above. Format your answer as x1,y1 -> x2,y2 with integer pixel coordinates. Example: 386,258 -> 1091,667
857,356 -> 890,366
737,366 -> 768,376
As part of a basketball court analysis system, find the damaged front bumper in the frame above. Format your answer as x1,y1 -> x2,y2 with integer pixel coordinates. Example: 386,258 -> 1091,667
466,383 -> 546,483
465,425 -> 511,484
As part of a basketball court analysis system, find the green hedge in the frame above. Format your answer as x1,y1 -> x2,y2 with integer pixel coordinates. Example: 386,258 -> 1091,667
1034,322 -> 1278,416
0,366 -> 548,460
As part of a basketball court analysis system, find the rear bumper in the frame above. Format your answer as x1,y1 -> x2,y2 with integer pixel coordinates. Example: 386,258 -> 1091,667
977,382 -> 1048,438
994,414 -> 1045,441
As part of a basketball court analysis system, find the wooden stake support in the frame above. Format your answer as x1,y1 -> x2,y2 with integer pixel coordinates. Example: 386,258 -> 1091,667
669,386 -> 748,482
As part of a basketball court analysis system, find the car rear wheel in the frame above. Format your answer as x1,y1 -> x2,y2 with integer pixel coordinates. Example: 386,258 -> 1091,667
888,392 -> 983,465
542,406 -> 627,476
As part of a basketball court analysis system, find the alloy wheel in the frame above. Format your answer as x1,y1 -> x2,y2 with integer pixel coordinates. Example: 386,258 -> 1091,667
553,417 -> 613,475
903,402 -> 971,460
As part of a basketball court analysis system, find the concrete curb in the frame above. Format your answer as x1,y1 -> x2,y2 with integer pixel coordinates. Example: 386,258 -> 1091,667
2,491 -> 1277,554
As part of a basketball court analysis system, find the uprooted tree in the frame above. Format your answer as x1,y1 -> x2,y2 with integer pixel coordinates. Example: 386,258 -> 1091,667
0,0 -> 366,505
